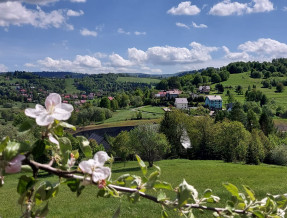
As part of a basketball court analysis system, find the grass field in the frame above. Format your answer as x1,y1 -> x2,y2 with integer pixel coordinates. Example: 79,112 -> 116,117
1,160 -> 287,217
117,76 -> 161,84
215,72 -> 287,108
64,78 -> 80,94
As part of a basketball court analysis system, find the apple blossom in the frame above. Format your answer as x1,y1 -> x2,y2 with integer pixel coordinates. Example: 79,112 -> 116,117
79,151 -> 111,183
5,154 -> 25,174
68,153 -> 76,170
25,93 -> 73,126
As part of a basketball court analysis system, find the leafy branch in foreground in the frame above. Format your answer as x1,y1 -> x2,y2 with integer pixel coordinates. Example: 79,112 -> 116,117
0,93 -> 287,218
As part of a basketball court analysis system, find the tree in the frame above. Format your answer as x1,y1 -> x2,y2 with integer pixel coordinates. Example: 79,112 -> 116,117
193,74 -> 203,86
245,130 -> 265,165
276,82 -> 284,93
160,110 -> 187,157
235,85 -> 243,95
259,110 -> 275,136
100,97 -> 111,109
215,83 -> 224,93
110,131 -> 132,165
130,124 -> 170,167
246,110 -> 259,132
211,73 -> 221,83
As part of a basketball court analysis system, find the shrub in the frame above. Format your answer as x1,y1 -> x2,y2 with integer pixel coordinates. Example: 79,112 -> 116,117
270,146 -> 287,166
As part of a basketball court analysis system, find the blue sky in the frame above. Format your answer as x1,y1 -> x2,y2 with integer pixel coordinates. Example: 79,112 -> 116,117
0,0 -> 287,74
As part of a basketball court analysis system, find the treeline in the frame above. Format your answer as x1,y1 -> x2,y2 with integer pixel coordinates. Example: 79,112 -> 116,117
159,109 -> 286,166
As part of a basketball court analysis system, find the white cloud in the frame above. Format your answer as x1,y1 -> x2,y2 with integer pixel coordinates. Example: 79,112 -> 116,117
283,6 -> 287,11
37,55 -> 102,73
80,28 -> 98,37
0,2 -> 73,29
209,0 -> 274,16
1,0 -> 59,5
176,22 -> 190,29
109,54 -> 133,67
134,31 -> 146,36
67,9 -> 84,17
118,28 -> 130,35
128,48 -> 148,63
70,0 -> 86,2
0,64 -> 8,72
167,1 -> 200,15
222,46 -> 250,60
238,38 -> 287,57
146,42 -> 218,65
192,21 -> 207,28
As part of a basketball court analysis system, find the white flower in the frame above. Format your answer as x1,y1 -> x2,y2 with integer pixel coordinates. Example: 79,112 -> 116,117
68,153 -> 76,170
5,154 -> 26,174
25,93 -> 73,126
79,151 -> 111,183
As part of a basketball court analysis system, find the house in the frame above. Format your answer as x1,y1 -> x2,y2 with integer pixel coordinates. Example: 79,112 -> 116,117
198,86 -> 210,94
166,89 -> 182,99
155,91 -> 166,98
205,95 -> 222,110
175,98 -> 188,110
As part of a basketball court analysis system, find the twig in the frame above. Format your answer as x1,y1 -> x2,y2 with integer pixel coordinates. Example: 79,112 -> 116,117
24,158 -> 249,215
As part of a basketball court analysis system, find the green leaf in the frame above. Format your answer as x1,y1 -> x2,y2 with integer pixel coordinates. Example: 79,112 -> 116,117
203,189 -> 212,199
135,155 -> 147,176
18,120 -> 34,133
153,181 -> 173,191
145,170 -> 160,189
157,190 -> 168,202
77,136 -> 92,158
128,192 -> 140,203
178,179 -> 198,207
243,185 -> 255,201
71,150 -> 79,159
59,137 -> 72,165
112,205 -> 121,218
0,136 -> 9,153
17,175 -> 37,195
3,141 -> 20,161
161,210 -> 168,218
35,203 -> 49,218
253,210 -> 265,218
32,140 -> 46,159
59,122 -> 76,131
54,125 -> 64,137
65,178 -> 80,192
223,183 -> 243,201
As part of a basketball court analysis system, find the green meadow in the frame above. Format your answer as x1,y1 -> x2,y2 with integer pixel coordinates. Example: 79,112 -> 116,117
117,76 -> 161,84
215,72 -> 287,108
1,160 -> 287,217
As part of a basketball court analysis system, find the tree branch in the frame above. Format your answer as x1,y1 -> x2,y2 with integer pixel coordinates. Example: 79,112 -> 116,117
23,158 -> 248,215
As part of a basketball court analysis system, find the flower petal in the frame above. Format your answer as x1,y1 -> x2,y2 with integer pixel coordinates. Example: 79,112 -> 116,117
48,133 -> 59,145
93,151 -> 110,166
36,113 -> 54,126
52,108 -> 72,121
45,93 -> 61,110
5,154 -> 25,174
60,103 -> 74,113
25,104 -> 46,118
79,159 -> 94,174
92,167 -> 111,183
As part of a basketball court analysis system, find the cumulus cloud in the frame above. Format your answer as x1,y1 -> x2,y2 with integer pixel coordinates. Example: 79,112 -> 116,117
0,2 -> 73,29
176,22 -> 190,29
146,42 -> 218,65
134,31 -> 146,36
0,0 -> 59,5
109,54 -> 133,67
209,0 -> 274,16
70,0 -> 86,2
192,22 -> 207,28
0,64 -> 8,72
238,38 -> 287,57
222,46 -> 250,60
37,55 -> 101,73
80,28 -> 98,37
118,28 -> 130,35
167,1 -> 200,15
67,9 -> 84,17
128,48 -> 148,63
